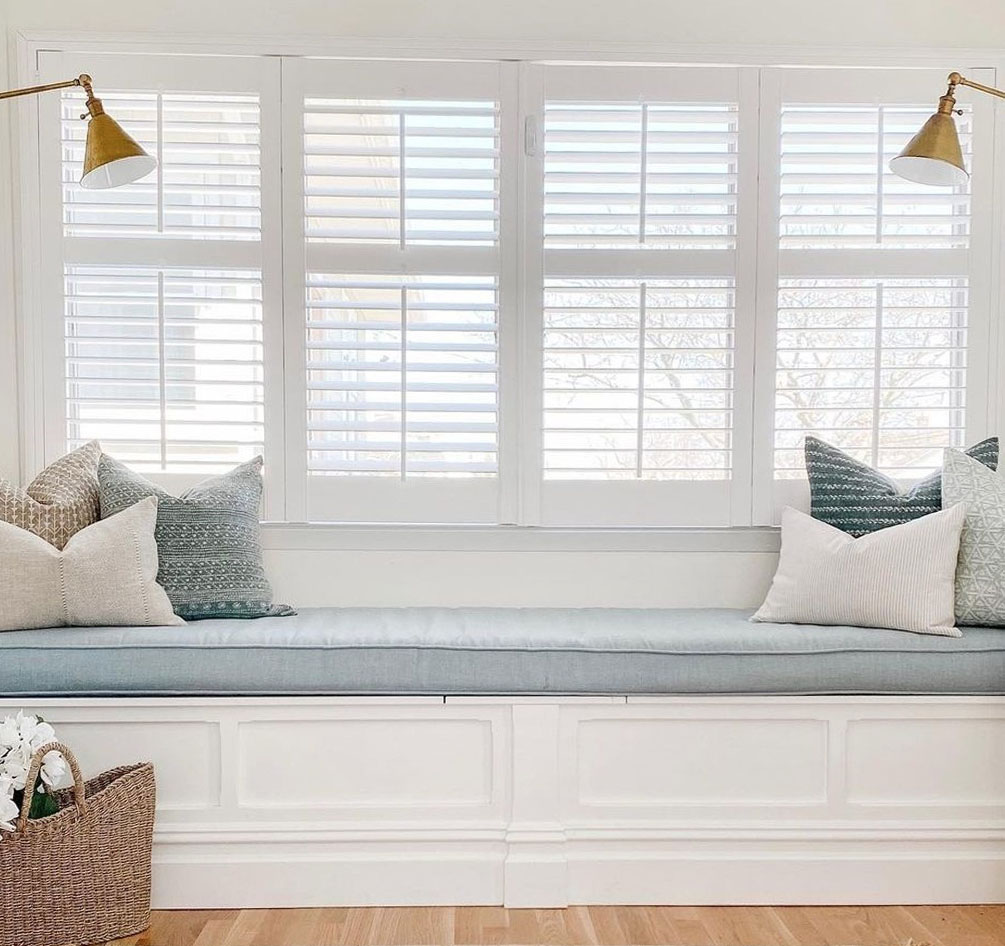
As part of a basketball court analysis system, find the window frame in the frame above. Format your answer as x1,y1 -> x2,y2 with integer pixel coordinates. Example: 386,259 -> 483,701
750,67 -> 998,524
33,50 -> 286,515
280,57 -> 520,524
17,42 -> 1003,532
520,64 -> 761,527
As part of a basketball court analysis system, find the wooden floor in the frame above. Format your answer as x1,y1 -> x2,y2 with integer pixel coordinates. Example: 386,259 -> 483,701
103,906 -> 1005,946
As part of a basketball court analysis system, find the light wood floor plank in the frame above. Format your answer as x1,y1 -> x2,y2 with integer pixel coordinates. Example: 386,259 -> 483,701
100,905 -> 1002,946
765,907 -> 827,946
909,904 -> 1002,946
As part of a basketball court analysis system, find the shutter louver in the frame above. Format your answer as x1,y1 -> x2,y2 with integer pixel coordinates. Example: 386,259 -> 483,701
306,274 -> 498,476
65,266 -> 265,472
303,98 -> 499,246
544,102 -> 738,249
774,277 -> 968,478
543,279 -> 734,479
61,91 -> 261,239
779,105 -> 972,249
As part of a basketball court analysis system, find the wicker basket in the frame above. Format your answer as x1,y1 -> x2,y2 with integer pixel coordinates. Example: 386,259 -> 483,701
0,741 -> 155,946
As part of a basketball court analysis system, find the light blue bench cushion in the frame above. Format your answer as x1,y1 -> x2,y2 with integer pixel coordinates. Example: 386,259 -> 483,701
1,607 -> 1003,697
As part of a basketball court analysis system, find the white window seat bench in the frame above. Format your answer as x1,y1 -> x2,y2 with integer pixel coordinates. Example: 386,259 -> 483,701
2,607 -> 1003,909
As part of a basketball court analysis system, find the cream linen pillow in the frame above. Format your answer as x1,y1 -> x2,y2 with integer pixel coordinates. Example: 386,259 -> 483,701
752,504 -> 966,637
0,495 -> 183,632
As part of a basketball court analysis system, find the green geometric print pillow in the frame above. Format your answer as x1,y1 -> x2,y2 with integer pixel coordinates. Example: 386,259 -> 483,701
942,448 -> 1005,626
99,455 -> 294,620
805,435 -> 999,537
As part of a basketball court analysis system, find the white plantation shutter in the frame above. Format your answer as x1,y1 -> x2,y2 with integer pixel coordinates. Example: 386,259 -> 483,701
758,68 -> 995,521
61,91 -> 261,239
529,65 -> 754,526
64,266 -> 264,471
305,273 -> 498,476
544,102 -> 739,249
543,278 -> 734,479
283,59 -> 511,522
303,99 -> 498,246
779,105 -> 972,249
38,52 -> 281,497
774,277 -> 968,477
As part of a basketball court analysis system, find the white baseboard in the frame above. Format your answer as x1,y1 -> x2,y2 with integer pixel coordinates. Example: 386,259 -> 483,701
4,695 -> 1003,908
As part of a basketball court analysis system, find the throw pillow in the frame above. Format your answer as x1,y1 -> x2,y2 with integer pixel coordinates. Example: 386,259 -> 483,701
942,448 -> 1005,626
0,441 -> 101,549
0,495 -> 182,632
752,504 -> 966,637
805,434 -> 998,536
98,455 -> 294,620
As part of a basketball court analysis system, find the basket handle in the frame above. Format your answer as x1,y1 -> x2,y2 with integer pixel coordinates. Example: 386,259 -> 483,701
16,741 -> 86,831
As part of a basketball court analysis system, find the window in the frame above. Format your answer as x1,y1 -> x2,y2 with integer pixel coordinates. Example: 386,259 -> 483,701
527,65 -> 753,526
761,68 -> 992,520
282,59 -> 510,522
38,51 -> 279,489
31,55 -> 998,527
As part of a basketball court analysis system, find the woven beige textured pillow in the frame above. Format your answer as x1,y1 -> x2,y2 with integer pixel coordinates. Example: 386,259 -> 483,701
0,495 -> 183,632
0,441 -> 101,549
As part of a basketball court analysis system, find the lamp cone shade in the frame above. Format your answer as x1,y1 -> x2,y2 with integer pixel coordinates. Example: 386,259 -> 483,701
889,111 -> 969,186
80,113 -> 156,189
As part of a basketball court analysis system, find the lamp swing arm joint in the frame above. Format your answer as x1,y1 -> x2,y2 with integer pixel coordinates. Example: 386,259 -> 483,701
945,71 -> 1005,105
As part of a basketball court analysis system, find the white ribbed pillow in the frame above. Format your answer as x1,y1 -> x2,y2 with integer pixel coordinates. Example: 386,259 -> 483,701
753,504 -> 966,637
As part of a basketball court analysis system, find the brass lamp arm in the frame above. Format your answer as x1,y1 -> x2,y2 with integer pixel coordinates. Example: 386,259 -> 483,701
0,73 -> 95,103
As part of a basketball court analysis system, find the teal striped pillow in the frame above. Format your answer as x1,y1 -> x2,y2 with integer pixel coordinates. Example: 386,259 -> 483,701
805,435 -> 999,537
99,455 -> 294,620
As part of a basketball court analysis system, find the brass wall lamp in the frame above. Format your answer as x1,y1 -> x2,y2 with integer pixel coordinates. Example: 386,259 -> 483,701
0,73 -> 156,189
891,71 -> 1005,186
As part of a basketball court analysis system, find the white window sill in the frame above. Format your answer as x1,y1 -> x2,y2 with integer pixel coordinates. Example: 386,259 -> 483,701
259,522 -> 781,552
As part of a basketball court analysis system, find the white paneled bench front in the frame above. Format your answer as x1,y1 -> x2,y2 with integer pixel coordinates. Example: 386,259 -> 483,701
2,607 -> 1004,908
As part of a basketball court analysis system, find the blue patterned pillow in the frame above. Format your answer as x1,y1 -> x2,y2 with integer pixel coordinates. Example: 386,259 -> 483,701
805,435 -> 999,537
99,455 -> 294,620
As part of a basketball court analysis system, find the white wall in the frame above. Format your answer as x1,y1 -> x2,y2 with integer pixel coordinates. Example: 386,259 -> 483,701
6,0 -> 1005,50
261,527 -> 781,607
0,2 -> 19,482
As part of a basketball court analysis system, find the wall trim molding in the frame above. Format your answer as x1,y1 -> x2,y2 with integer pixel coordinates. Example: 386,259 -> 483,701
15,30 -> 1005,67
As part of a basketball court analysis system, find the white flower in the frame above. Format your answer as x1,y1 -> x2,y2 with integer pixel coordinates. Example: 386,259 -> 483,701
0,774 -> 17,834
40,750 -> 66,788
14,712 -> 55,753
0,712 -> 61,792
0,792 -> 17,833
0,746 -> 29,791
0,715 -> 18,750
